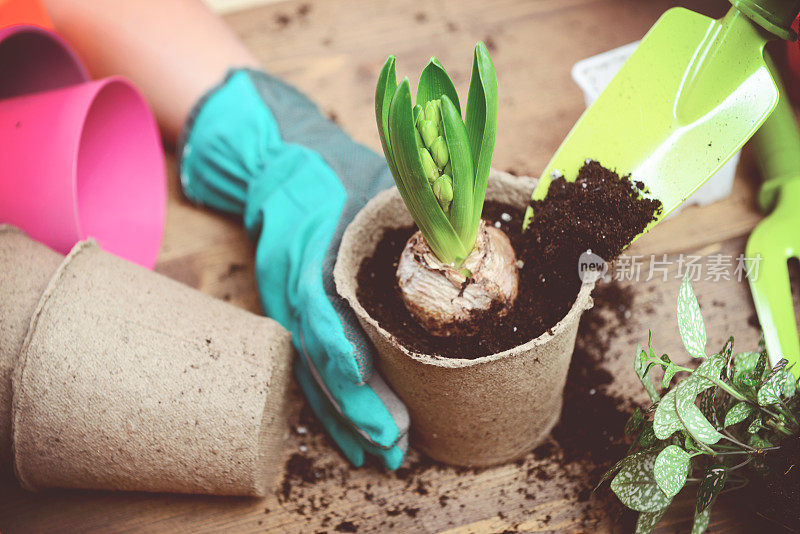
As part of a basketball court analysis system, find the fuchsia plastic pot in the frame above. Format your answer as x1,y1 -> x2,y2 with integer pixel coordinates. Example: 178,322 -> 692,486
0,25 -> 87,99
0,76 -> 166,267
0,26 -> 166,268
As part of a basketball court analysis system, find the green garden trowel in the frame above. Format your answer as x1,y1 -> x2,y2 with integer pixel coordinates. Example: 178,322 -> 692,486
524,0 -> 800,245
747,66 -> 800,378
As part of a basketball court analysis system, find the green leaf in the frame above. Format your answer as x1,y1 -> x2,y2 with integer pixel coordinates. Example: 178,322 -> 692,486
720,337 -> 734,358
749,434 -> 772,448
723,401 -> 753,427
638,422 -> 658,449
648,330 -> 656,360
635,345 -> 660,403
675,391 -> 722,445
747,416 -> 762,434
698,387 -> 718,426
758,361 -> 792,406
720,336 -> 734,379
610,452 -> 672,513
597,450 -> 650,490
677,274 -> 706,358
731,351 -> 767,393
654,445 -> 690,498
684,432 -> 700,452
662,359 -> 680,389
692,506 -> 712,534
464,41 -> 498,246
416,57 -> 461,114
636,508 -> 668,534
388,78 -> 467,264
375,56 -> 400,179
439,94 -> 474,246
654,388 -> 682,440
696,467 -> 726,513
691,354 -> 727,390
625,407 -> 645,436
655,355 -> 726,444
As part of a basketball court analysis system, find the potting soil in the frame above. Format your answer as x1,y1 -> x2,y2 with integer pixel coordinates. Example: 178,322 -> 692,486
356,160 -> 661,359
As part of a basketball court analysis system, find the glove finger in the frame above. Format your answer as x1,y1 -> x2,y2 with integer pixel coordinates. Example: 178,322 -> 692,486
362,433 -> 408,470
297,356 -> 408,470
294,358 -> 365,468
366,372 -> 410,440
299,312 -> 407,449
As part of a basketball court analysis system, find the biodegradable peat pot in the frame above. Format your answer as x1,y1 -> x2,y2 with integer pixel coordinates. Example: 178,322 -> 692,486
6,233 -> 294,496
0,226 -> 62,471
335,171 -> 595,467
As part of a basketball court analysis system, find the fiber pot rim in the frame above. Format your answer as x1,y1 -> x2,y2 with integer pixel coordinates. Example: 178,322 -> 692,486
334,172 -> 595,369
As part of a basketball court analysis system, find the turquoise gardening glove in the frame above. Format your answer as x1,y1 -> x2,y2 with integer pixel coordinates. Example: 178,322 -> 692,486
178,69 -> 409,469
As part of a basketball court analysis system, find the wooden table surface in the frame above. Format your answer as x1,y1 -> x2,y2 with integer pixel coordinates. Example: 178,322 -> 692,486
1,0 -> 789,532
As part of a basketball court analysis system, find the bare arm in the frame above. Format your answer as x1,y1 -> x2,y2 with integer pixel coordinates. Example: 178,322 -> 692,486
43,0 -> 259,144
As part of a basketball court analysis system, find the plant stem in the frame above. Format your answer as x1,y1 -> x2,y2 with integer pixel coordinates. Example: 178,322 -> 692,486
711,447 -> 779,456
728,457 -> 753,472
642,355 -> 747,401
757,404 -> 784,420
721,430 -> 755,451
766,419 -> 793,436
778,399 -> 799,427
703,376 -> 747,402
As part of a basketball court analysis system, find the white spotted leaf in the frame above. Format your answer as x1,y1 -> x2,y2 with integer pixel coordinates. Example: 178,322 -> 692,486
674,355 -> 726,444
692,506 -> 711,534
697,467 -> 726,513
634,344 -> 659,403
653,388 -> 682,440
676,400 -> 723,445
654,445 -> 690,498
610,452 -> 672,513
723,401 -> 753,428
677,275 -> 706,358
757,360 -> 796,406
636,508 -> 668,534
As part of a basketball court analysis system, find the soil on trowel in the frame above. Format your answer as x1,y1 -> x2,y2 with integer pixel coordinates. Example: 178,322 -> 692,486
356,160 -> 662,359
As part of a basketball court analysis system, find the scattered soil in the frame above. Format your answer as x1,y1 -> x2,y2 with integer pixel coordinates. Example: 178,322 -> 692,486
356,160 -> 661,359
276,279 -> 638,530
277,161 -> 658,529
746,434 -> 800,531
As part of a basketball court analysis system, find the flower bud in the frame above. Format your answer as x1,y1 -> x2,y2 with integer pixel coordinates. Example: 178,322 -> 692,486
424,99 -> 441,127
418,120 -> 438,148
431,136 -> 449,168
433,174 -> 453,211
419,148 -> 438,182
415,127 -> 425,149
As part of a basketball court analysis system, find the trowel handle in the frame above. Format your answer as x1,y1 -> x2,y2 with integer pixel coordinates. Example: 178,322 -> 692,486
730,0 -> 800,41
753,58 -> 800,211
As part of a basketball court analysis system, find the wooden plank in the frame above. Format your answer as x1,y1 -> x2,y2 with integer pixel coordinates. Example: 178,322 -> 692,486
0,0 -> 779,532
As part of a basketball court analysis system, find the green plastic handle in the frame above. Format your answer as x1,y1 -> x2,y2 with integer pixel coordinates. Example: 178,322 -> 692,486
748,61 -> 800,377
731,0 -> 800,40
753,57 -> 800,211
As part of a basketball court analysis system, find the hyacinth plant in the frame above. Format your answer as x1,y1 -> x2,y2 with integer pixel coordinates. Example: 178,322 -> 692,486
375,43 -> 519,336
597,275 -> 799,534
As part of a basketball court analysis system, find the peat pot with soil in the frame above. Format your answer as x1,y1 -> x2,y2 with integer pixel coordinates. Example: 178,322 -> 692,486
334,43 -> 661,467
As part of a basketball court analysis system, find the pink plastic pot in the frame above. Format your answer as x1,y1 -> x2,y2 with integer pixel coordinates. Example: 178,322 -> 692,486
0,77 -> 166,268
0,25 -> 88,99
